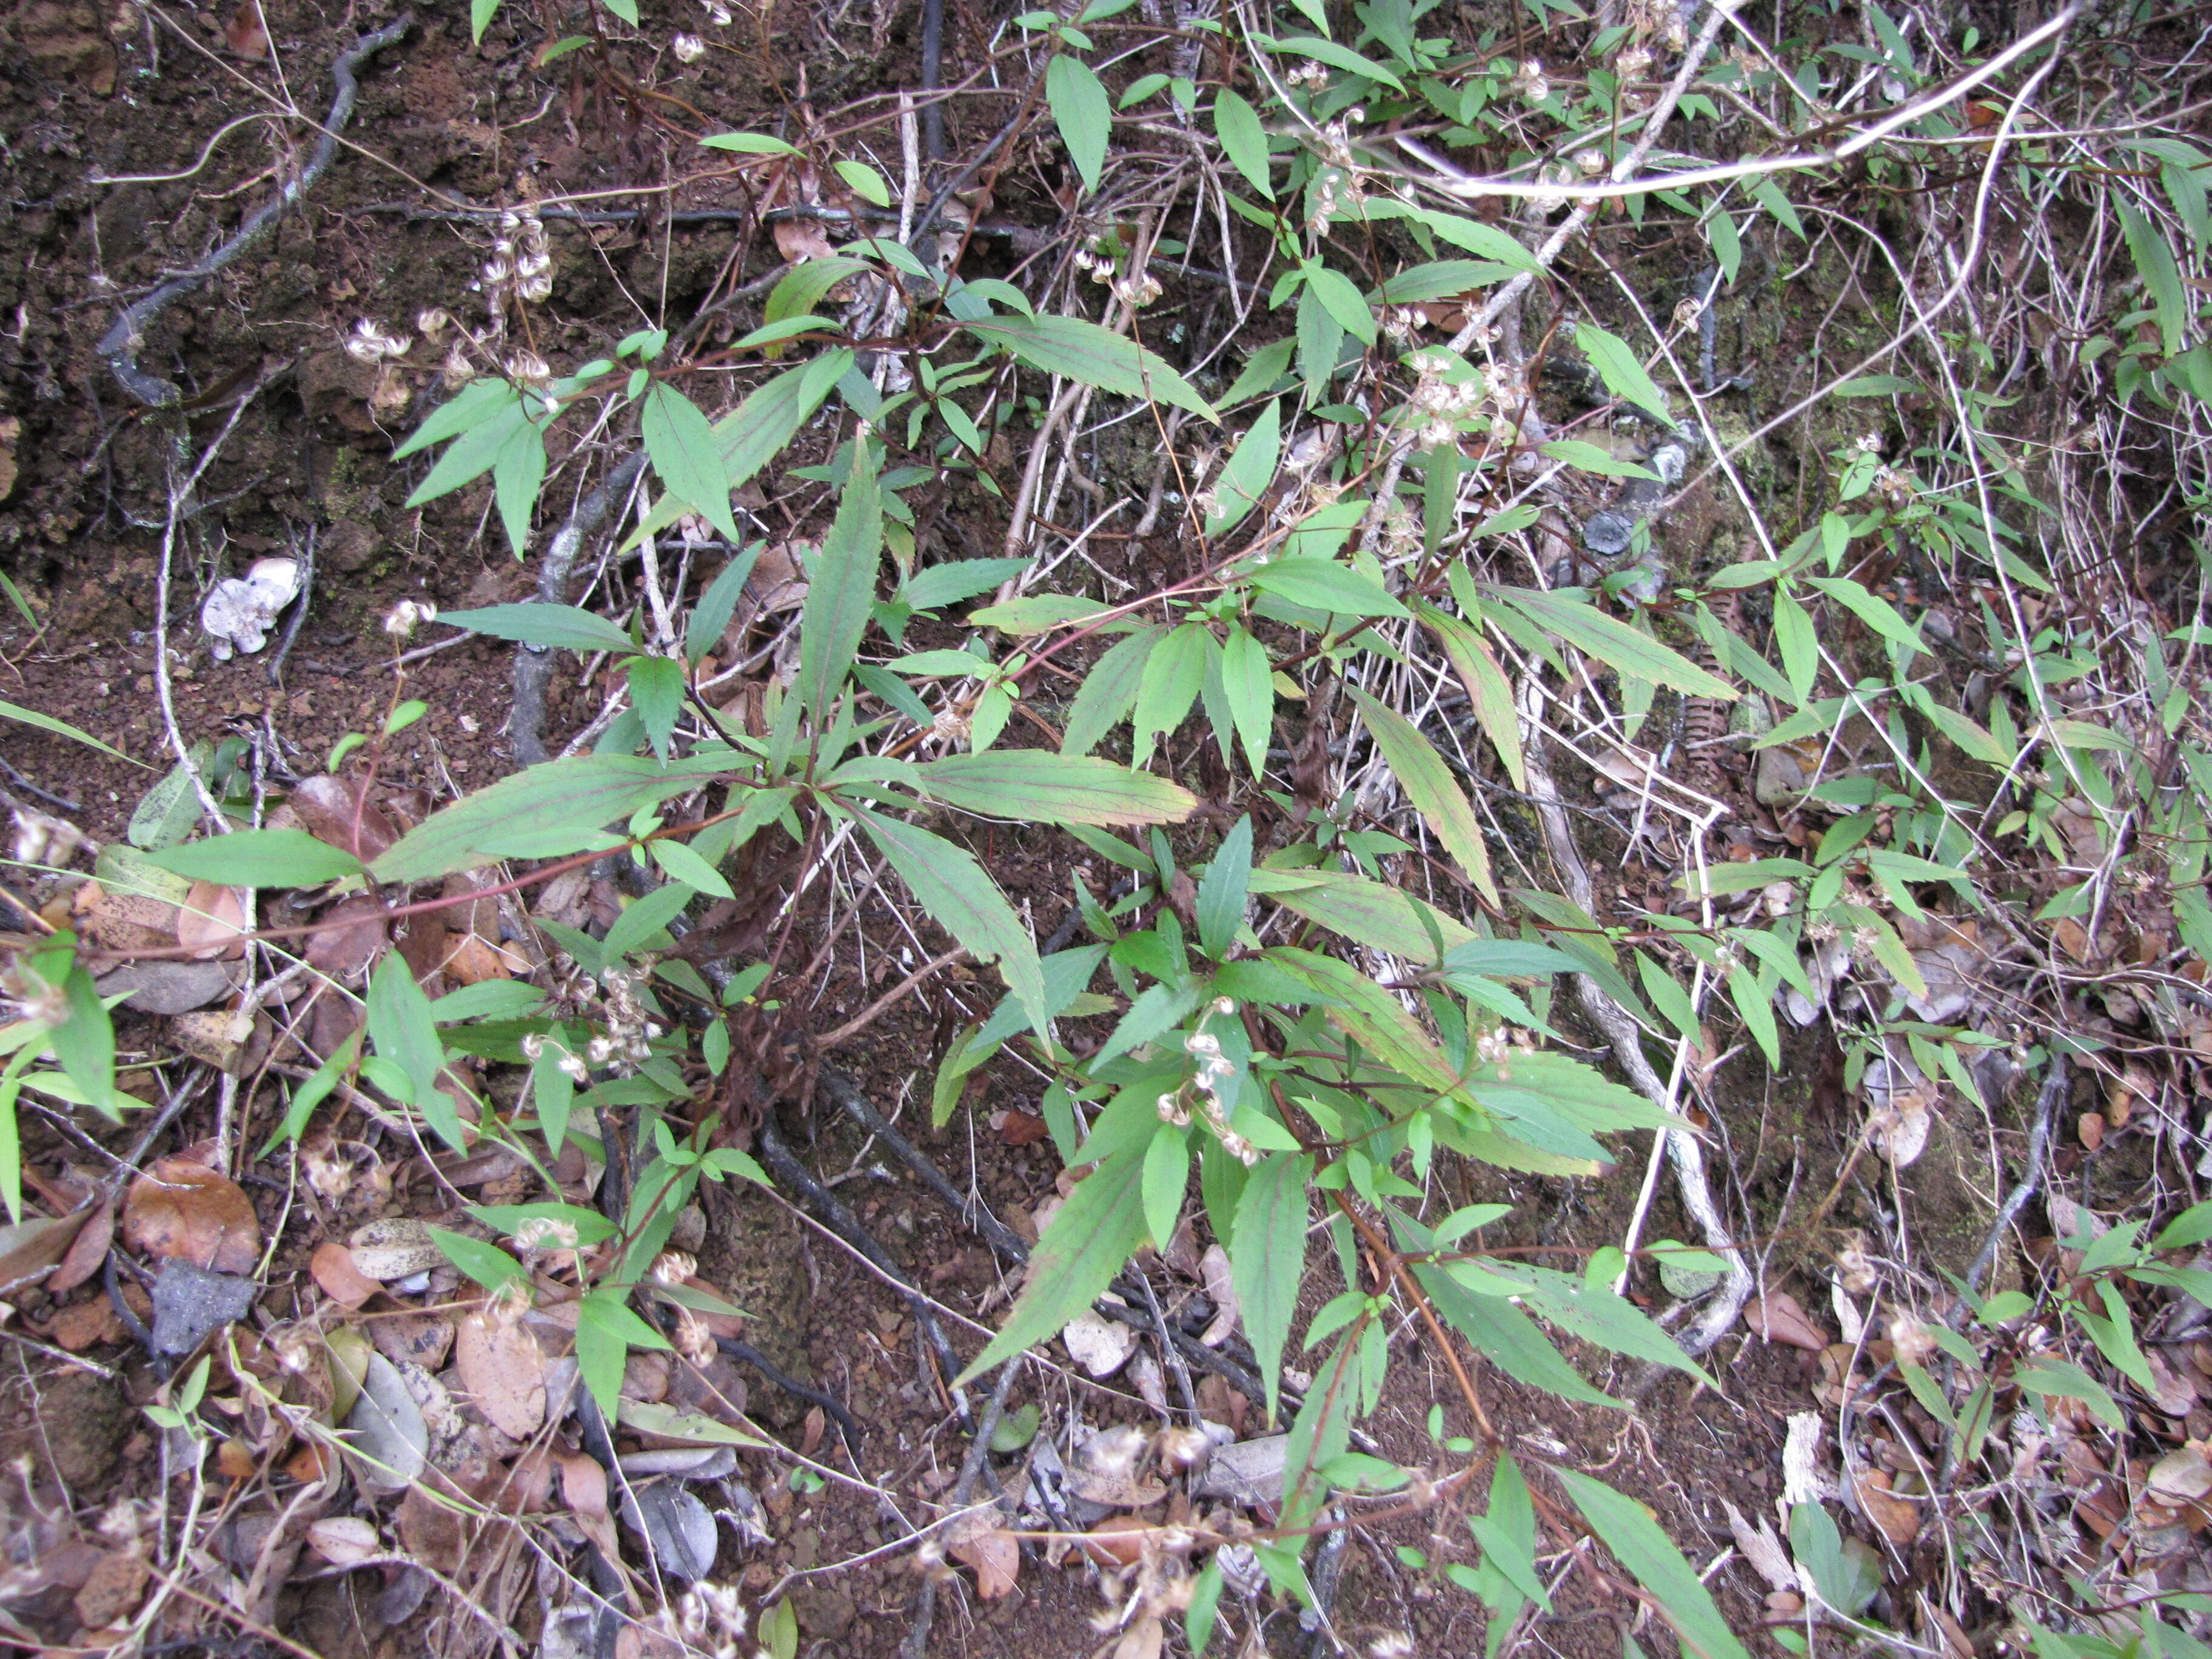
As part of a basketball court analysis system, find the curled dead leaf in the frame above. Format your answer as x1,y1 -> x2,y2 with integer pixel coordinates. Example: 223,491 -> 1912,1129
122,1157 -> 260,1275
1742,1292 -> 1828,1352
289,775 -> 399,863
307,1516 -> 381,1567
1851,1466 -> 1920,1545
455,1311 -> 548,1440
309,1242 -> 382,1310
307,895 -> 388,982
949,1527 -> 1019,1599
178,880 -> 247,960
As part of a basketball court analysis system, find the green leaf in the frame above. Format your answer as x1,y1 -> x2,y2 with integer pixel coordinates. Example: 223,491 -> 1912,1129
472,0 -> 501,44
1212,89 -> 1272,198
902,557 -> 1031,610
797,444 -> 883,725
1831,374 -> 1923,397
1265,32 -> 1404,90
643,384 -> 743,545
1413,602 -> 1525,793
1557,1468 -> 1754,1659
52,966 -> 115,1111
764,256 -> 872,332
1301,261 -> 1378,345
1803,575 -> 1924,657
1487,586 -> 1733,699
623,352 -> 853,552
1205,401 -> 1281,537
404,397 -> 528,506
2120,203 -> 2188,357
602,880 -> 695,960
1572,322 -> 1672,422
1062,624 -> 1166,757
1132,622 -> 1212,766
833,158 -> 890,205
913,751 -> 1198,826
367,952 -> 461,1150
1345,685 -> 1498,905
964,313 -> 1216,420
577,1286 -> 672,1421
955,1145 -> 1147,1384
1540,440 -> 1660,480
626,655 -> 686,762
856,808 -> 1045,1033
1375,260 -> 1514,303
699,130 -> 802,154
1196,815 -> 1252,959
492,419 -> 548,558
1252,868 -> 1475,964
371,751 -> 741,884
146,828 -> 367,888
394,377 -> 520,460
1248,559 -> 1406,618
1413,210 -> 1544,275
427,1227 -> 528,1293
1142,1122 -> 1188,1251
1046,54 -> 1110,192
440,603 -> 637,655
1232,1150 -> 1311,1422
651,836 -> 736,899
1219,625 -> 1273,777
471,1201 -> 619,1244
261,1028 -> 361,1156
686,545 -> 762,665
0,700 -> 138,765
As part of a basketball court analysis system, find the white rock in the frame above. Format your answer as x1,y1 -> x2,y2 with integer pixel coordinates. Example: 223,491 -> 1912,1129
199,556 -> 301,660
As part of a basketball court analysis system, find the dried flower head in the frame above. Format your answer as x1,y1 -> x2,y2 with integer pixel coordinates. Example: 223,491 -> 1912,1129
382,597 -> 438,638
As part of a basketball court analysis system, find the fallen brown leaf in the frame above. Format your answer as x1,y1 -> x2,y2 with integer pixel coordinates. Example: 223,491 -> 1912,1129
48,1295 -> 124,1351
454,1310 -> 547,1440
950,1527 -> 1019,1598
122,1157 -> 260,1275
47,1196 -> 114,1294
1742,1291 -> 1828,1352
310,1242 -> 383,1309
1852,1467 -> 1921,1544
178,880 -> 247,959
306,895 -> 388,982
289,775 -> 399,863
223,2 -> 267,58
72,1548 -> 150,1629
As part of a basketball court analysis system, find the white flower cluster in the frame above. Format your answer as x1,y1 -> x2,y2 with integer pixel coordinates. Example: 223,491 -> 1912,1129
345,317 -> 412,364
1111,272 -> 1164,309
481,209 -> 554,310
660,1581 -> 748,1659
1155,1000 -> 1262,1166
671,32 -> 705,61
520,1030 -> 592,1082
1406,365 -> 1484,451
1285,59 -> 1329,89
1305,164 -> 1363,233
513,1215 -> 581,1250
1510,59 -> 1549,102
585,964 -> 664,1070
382,597 -> 438,637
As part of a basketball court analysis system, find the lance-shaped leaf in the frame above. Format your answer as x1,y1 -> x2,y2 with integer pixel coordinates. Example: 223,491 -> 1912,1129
1571,321 -> 1672,423
440,603 -> 637,655
1046,54 -> 1110,193
797,445 -> 883,725
1413,600 -> 1524,791
1062,624 -> 1167,757
1557,1469 -> 1753,1659
1248,868 -> 1475,964
0,699 -> 138,765
643,384 -> 743,545
1345,685 -> 1498,905
965,314 -> 1216,420
492,420 -> 548,558
371,751 -> 743,883
1204,401 -> 1281,537
1267,947 -> 1460,1094
623,350 -> 853,551
854,808 -> 1045,1032
1213,88 -> 1272,198
148,828 -> 366,888
954,1145 -> 1147,1385
1230,1151 -> 1310,1422
914,752 -> 1198,826
1487,586 -> 1734,700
